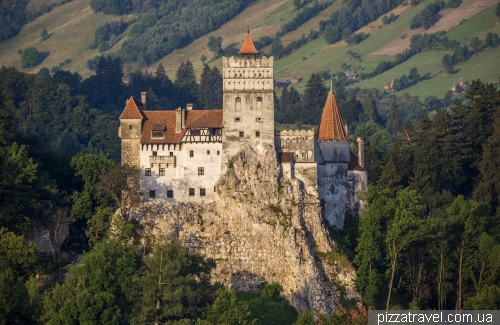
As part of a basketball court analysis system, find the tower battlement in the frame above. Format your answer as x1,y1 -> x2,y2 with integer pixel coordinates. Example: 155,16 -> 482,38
222,56 -> 274,68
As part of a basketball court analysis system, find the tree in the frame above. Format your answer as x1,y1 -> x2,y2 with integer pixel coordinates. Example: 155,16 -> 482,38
469,36 -> 482,52
41,28 -> 49,41
42,240 -> 140,324
0,228 -> 40,276
441,54 -> 454,73
0,268 -> 38,324
133,241 -> 216,324
0,142 -> 39,233
270,35 -> 284,59
496,2 -> 500,19
409,67 -> 420,82
207,36 -> 223,58
446,196 -> 489,310
354,186 -> 393,306
386,101 -> 403,135
385,189 -> 428,310
302,73 -> 326,110
323,25 -> 341,44
294,310 -> 315,325
198,64 -> 223,109
20,47 -> 40,68
205,289 -> 255,325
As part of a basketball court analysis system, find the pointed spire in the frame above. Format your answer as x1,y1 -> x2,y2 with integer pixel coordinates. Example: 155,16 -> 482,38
238,25 -> 260,58
317,90 -> 350,142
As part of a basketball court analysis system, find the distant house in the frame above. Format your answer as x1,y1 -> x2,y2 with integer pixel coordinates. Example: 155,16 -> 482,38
384,81 -> 391,90
275,79 -> 289,89
450,78 -> 467,94
345,71 -> 357,79
291,75 -> 300,84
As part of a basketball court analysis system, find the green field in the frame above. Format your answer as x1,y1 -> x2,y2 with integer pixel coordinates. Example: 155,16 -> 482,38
446,6 -> 498,42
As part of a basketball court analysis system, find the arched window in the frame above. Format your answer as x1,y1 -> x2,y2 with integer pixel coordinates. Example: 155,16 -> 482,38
235,97 -> 241,102
256,96 -> 262,102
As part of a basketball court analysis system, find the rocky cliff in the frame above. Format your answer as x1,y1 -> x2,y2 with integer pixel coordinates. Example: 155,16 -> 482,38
137,145 -> 359,313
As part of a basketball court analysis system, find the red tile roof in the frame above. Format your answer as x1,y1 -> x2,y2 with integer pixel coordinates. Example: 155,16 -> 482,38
317,90 -> 350,142
141,109 -> 223,144
119,97 -> 144,119
238,33 -> 260,56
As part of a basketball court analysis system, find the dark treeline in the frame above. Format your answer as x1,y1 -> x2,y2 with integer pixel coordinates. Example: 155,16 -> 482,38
2,57 -> 224,160
320,0 -> 405,45
115,0 -> 254,66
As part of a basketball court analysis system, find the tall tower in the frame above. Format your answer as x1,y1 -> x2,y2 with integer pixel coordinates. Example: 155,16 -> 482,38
221,29 -> 274,169
118,93 -> 145,167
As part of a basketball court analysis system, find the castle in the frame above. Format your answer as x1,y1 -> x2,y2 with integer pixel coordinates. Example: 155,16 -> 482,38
118,31 -> 367,228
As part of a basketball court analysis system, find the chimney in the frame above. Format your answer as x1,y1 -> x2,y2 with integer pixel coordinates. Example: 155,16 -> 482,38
181,108 -> 186,129
186,103 -> 193,110
175,107 -> 182,133
344,124 -> 348,135
141,92 -> 146,109
357,137 -> 365,168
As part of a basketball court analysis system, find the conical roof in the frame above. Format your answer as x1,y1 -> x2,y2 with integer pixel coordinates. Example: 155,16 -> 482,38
119,97 -> 144,120
238,31 -> 259,56
317,90 -> 350,142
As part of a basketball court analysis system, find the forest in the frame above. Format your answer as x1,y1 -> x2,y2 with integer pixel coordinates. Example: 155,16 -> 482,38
1,48 -> 500,324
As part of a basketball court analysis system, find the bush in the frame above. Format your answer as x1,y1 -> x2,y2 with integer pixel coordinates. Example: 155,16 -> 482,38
20,47 -> 40,68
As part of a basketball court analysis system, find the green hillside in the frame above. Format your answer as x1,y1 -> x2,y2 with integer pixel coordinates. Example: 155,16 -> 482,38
0,0 -> 498,98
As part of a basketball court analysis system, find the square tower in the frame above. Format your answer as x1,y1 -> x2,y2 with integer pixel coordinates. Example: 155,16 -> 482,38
221,31 -> 274,169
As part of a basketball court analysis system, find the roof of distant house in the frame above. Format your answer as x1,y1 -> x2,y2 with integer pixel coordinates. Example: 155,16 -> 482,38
345,71 -> 357,77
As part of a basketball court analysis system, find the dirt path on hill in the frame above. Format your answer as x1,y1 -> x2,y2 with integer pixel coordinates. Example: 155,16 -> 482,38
371,0 -> 499,56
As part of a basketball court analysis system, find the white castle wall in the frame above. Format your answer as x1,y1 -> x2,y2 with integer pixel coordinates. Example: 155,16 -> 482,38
140,142 -> 222,202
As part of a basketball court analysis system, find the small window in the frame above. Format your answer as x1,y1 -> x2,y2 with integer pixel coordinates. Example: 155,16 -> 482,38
207,150 -> 210,155
239,132 -> 244,137
149,190 -> 155,198
169,152 -> 173,157
302,152 -> 306,158
190,150 -> 194,157
145,168 -> 151,176
190,129 -> 201,136
200,188 -> 206,196
256,118 -> 262,122
167,190 -> 173,198
159,168 -> 165,176
235,97 -> 241,102
257,96 -> 262,102
189,188 -> 195,196
235,117 -> 241,122
334,149 -> 339,155
255,131 -> 260,137
152,151 -> 157,156
217,150 -> 220,155
198,167 -> 204,175
129,125 -> 132,130
302,169 -> 307,176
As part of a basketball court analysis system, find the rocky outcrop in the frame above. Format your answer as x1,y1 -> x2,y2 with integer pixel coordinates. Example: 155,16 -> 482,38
136,145 -> 359,313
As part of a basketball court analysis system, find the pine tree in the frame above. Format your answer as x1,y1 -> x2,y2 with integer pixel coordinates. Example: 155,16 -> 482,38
302,73 -> 327,110
174,60 -> 196,85
270,34 -> 284,59
386,101 -> 403,135
198,65 -> 223,109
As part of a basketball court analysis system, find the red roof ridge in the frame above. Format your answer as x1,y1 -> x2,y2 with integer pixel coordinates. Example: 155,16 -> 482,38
317,90 -> 350,142
119,97 -> 144,119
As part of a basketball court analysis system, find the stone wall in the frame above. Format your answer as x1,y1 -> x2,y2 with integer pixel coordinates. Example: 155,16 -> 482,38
135,145 -> 359,314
